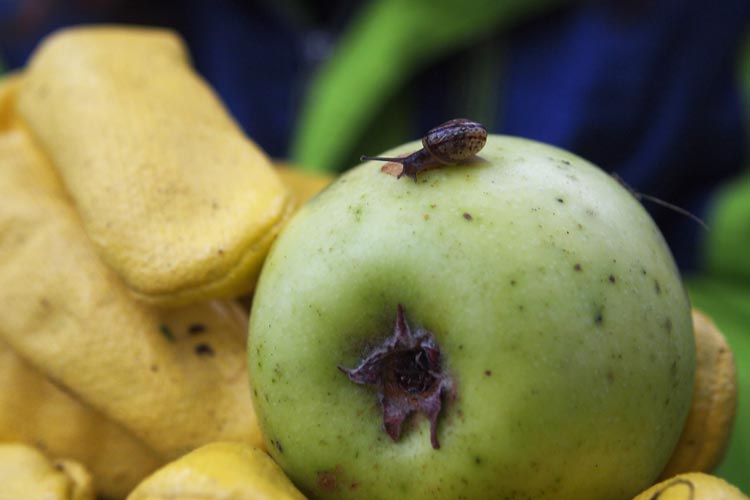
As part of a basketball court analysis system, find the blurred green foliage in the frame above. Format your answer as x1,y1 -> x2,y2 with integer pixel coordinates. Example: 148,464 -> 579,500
688,37 -> 750,486
291,0 -> 569,173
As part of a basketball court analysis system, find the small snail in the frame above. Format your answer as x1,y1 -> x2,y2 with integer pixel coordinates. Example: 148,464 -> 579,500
360,118 -> 488,182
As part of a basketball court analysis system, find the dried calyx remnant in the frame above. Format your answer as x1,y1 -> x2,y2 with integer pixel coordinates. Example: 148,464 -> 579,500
339,304 -> 454,449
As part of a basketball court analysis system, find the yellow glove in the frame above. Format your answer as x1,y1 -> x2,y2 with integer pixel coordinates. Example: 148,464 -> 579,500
275,163 -> 334,207
17,26 -> 292,307
0,338 -> 162,499
660,309 -> 738,478
0,75 -> 263,496
127,442 -> 306,500
0,443 -> 95,500
633,472 -> 748,500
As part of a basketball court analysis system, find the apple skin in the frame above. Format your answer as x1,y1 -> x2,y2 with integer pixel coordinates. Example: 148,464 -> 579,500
247,135 -> 695,500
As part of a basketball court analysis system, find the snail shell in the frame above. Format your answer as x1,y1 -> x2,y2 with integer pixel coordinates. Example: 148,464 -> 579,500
422,118 -> 487,164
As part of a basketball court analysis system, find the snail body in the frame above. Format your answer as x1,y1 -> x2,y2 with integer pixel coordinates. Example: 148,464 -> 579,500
361,118 -> 487,181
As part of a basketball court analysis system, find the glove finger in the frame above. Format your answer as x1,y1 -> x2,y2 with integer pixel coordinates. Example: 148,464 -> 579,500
275,163 -> 334,208
17,26 -> 292,307
0,80 -> 262,460
633,472 -> 747,500
0,337 -> 163,499
0,443 -> 95,500
660,309 -> 738,477
127,442 -> 307,500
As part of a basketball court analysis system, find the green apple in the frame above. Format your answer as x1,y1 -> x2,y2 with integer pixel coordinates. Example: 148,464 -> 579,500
247,135 -> 695,500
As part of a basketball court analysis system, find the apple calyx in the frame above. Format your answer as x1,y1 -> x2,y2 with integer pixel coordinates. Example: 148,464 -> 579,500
339,304 -> 453,449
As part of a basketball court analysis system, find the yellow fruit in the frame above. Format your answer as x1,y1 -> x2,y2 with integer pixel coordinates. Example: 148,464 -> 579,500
127,442 -> 307,500
0,75 -> 262,465
633,472 -> 748,500
660,309 -> 738,477
17,26 -> 292,306
0,443 -> 95,500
